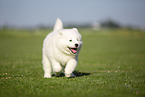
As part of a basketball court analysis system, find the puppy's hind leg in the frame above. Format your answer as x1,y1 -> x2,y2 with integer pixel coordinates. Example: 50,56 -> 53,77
51,60 -> 62,76
42,53 -> 52,78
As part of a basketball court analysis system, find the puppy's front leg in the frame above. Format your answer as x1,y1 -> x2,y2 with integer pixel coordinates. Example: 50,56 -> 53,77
65,59 -> 77,77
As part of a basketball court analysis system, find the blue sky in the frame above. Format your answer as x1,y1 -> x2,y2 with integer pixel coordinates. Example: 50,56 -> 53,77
0,0 -> 145,28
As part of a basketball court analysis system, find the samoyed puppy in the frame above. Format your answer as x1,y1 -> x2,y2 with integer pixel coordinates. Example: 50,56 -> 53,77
42,18 -> 83,78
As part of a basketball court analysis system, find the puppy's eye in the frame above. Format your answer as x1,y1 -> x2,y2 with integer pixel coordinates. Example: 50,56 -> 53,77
69,40 -> 72,42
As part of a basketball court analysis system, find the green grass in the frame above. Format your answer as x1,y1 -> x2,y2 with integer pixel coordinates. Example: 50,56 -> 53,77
0,28 -> 145,97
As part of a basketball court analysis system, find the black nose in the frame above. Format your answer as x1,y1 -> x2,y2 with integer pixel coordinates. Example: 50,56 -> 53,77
75,44 -> 78,47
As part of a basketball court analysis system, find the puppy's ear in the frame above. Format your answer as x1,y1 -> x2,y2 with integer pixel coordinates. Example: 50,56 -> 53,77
73,28 -> 78,32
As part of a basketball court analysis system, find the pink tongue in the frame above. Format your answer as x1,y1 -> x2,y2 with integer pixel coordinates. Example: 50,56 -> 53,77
71,49 -> 77,53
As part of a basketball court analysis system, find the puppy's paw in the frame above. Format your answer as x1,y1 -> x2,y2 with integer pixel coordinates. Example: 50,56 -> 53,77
44,73 -> 51,78
65,73 -> 76,78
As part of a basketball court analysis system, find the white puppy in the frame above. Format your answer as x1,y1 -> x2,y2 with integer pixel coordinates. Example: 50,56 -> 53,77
42,18 -> 83,78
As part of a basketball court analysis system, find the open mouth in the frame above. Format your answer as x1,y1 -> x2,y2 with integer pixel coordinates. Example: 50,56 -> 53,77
68,47 -> 78,54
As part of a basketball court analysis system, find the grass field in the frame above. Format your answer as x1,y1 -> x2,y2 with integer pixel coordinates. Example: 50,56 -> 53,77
0,28 -> 145,97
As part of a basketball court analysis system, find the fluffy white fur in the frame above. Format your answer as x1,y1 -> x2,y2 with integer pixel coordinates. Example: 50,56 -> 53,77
42,18 -> 83,78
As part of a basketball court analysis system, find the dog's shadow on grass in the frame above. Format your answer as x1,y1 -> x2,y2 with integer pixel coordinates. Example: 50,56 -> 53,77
73,71 -> 91,77
53,71 -> 91,78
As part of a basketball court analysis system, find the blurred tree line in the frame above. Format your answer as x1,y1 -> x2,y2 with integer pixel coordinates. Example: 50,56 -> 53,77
0,19 -> 143,30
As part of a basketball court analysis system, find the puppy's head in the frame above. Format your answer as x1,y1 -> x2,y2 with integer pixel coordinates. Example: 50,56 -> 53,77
57,28 -> 83,55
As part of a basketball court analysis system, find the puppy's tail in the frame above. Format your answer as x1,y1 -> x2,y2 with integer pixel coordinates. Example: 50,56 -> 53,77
53,18 -> 63,31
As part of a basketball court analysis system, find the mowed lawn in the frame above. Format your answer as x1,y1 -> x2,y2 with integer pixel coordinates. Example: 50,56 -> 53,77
0,28 -> 145,97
